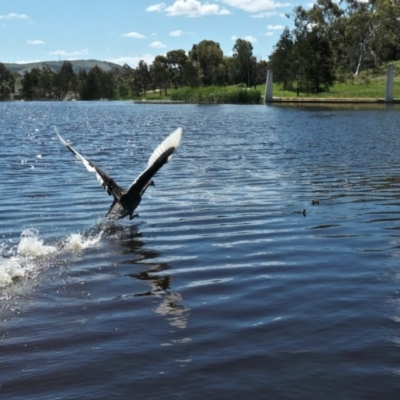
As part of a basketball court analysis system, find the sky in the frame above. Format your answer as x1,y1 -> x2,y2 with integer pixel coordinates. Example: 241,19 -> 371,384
1,0 -> 310,67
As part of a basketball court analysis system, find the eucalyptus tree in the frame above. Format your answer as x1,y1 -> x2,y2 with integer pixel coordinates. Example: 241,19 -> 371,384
342,0 -> 400,74
102,70 -> 115,99
117,63 -> 134,99
53,61 -> 75,100
21,68 -> 41,100
158,50 -> 188,89
150,60 -> 170,95
268,27 -> 296,89
79,65 -> 114,100
232,39 -> 256,87
182,59 -> 200,87
0,63 -> 15,100
295,28 -> 335,92
254,60 -> 268,86
306,0 -> 345,69
79,66 -> 100,100
38,64 -> 54,99
189,40 -> 226,86
133,60 -> 151,97
284,5 -> 336,92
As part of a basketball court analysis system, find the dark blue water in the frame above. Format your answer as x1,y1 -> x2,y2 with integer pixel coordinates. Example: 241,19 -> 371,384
1,101 -> 400,399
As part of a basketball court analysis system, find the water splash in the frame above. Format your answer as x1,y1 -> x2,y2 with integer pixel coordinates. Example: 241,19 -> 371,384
17,228 -> 58,258
62,232 -> 103,252
0,228 -> 103,288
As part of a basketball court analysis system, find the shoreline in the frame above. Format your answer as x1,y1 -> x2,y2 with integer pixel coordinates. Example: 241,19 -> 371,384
265,97 -> 400,104
132,99 -> 183,104
132,97 -> 400,105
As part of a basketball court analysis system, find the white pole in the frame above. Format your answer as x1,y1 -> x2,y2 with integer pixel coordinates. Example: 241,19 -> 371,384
265,70 -> 273,103
385,64 -> 394,103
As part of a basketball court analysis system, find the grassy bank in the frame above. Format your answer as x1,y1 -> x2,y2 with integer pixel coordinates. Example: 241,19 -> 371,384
264,61 -> 400,99
133,61 -> 400,103
142,86 -> 261,104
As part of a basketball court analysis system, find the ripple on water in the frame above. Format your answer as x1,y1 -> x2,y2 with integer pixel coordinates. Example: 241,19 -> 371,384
1,103 -> 400,399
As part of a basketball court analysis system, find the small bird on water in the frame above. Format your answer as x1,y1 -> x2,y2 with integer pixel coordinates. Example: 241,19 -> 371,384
55,127 -> 182,220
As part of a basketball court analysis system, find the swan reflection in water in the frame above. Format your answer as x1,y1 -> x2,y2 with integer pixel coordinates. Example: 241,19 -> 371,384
103,222 -> 190,330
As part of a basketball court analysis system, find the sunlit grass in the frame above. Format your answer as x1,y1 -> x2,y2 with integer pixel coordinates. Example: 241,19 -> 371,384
137,85 -> 262,104
261,60 -> 400,99
132,61 -> 400,102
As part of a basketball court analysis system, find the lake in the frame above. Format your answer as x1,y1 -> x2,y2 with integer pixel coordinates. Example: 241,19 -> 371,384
1,101 -> 400,399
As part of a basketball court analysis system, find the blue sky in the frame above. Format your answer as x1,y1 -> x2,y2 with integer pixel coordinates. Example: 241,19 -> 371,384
1,0 -> 307,67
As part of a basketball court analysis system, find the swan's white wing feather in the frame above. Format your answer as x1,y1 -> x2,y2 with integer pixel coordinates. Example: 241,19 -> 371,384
55,127 -> 123,198
147,127 -> 182,168
55,126 -> 96,174
127,127 -> 182,193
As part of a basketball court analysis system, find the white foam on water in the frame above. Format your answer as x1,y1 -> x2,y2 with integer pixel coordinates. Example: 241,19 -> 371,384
0,228 -> 56,288
17,228 -> 58,258
62,232 -> 102,252
0,255 -> 25,288
0,227 -> 103,288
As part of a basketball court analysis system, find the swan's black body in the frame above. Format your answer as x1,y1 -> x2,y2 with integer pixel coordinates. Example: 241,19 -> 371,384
55,127 -> 182,220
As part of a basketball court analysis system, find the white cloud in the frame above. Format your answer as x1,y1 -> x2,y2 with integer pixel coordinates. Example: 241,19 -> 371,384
221,0 -> 290,12
169,29 -> 195,36
146,3 -> 167,12
231,35 -> 258,43
170,29 -> 183,37
0,13 -> 29,20
150,41 -> 167,48
263,24 -> 284,36
107,54 -> 155,68
163,0 -> 230,17
15,59 -> 42,64
267,24 -> 284,30
251,11 -> 278,18
244,35 -> 258,43
49,49 -> 89,56
27,40 -> 45,45
121,32 -> 146,39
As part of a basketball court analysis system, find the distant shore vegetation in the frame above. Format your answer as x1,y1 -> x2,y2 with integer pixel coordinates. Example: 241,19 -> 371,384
1,0 -> 399,103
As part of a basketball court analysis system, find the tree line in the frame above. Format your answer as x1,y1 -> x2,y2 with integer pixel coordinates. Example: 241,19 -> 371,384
0,38 -> 268,101
268,0 -> 400,92
1,0 -> 399,100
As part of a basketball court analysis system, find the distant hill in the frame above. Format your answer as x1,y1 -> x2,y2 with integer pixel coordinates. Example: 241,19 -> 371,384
5,59 -> 122,75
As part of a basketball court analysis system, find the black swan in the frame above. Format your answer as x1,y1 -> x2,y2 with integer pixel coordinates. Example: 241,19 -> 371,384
55,127 -> 182,220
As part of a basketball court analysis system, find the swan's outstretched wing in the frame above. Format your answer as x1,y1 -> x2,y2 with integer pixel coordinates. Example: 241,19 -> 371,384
55,127 -> 124,199
125,127 -> 182,197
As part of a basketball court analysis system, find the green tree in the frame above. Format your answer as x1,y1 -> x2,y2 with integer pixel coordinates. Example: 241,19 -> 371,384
295,29 -> 335,92
78,65 -> 115,100
189,40 -> 226,86
342,0 -> 400,74
53,61 -> 75,100
268,28 -> 296,89
102,70 -> 115,99
306,0 -> 345,70
21,68 -> 41,100
38,64 -> 54,99
150,60 -> 170,95
255,59 -> 269,86
80,66 -> 101,100
232,39 -> 256,87
282,5 -> 335,92
160,50 -> 188,89
0,63 -> 15,101
133,60 -> 151,97
117,64 -> 134,98
182,60 -> 200,87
